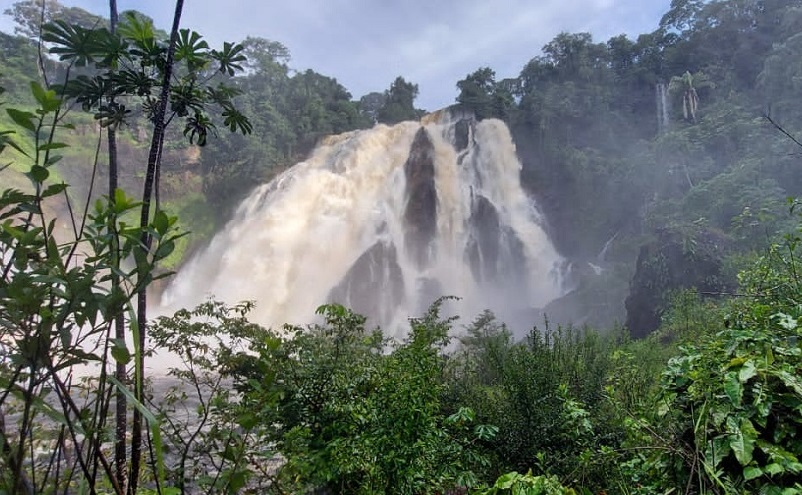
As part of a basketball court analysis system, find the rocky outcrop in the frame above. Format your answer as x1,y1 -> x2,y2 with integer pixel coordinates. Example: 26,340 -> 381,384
540,261 -> 630,331
625,228 -> 733,338
466,194 -> 501,283
329,241 -> 405,326
404,127 -> 437,268
453,118 -> 472,152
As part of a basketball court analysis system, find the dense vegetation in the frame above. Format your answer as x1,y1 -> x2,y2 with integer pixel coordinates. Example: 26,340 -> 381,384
449,0 -> 802,331
1,0 -> 802,493
456,0 -> 802,257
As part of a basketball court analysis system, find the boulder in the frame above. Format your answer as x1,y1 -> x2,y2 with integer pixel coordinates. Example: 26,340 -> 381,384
625,227 -> 733,338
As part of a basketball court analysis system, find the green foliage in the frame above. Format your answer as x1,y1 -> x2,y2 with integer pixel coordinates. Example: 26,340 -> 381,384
477,471 -> 577,495
44,12 -> 252,143
228,300 -> 496,494
5,1 -> 802,493
669,70 -> 714,122
0,80 -> 182,493
150,300 -> 275,494
456,67 -> 514,120
611,222 -> 802,494
4,0 -> 106,40
658,316 -> 802,492
377,76 -> 422,124
445,313 -> 619,490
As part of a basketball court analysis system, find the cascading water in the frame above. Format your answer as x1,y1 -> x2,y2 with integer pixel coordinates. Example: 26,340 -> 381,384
160,112 -> 565,335
656,82 -> 670,134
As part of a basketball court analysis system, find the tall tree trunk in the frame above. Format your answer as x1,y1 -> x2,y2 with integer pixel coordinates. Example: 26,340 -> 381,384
107,0 -> 127,491
128,1 -> 184,492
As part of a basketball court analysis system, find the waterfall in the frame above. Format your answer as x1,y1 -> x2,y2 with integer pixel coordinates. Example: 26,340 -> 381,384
656,82 -> 669,133
160,113 -> 565,336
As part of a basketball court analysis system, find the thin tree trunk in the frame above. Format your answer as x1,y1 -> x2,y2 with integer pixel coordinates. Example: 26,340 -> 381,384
107,0 -> 127,491
36,0 -> 50,88
128,1 -> 184,492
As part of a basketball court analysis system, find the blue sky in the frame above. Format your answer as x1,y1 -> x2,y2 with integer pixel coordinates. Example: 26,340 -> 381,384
0,0 -> 670,110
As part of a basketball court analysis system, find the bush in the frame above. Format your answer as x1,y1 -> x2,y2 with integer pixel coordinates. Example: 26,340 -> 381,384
614,226 -> 802,494
445,312 -> 620,489
230,299 -> 496,494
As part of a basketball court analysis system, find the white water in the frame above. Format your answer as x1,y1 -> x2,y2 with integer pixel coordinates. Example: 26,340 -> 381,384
160,115 -> 564,335
656,82 -> 670,133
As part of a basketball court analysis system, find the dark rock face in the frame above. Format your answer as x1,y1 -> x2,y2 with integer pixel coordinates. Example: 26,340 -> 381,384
540,261 -> 630,331
453,118 -> 472,152
625,228 -> 733,338
466,194 -> 501,283
404,127 -> 437,268
329,241 -> 405,325
510,123 -> 572,256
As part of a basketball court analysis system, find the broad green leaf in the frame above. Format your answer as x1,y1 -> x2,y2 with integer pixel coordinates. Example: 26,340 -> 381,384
153,240 -> 175,261
728,356 -> 748,368
45,154 -> 63,166
724,371 -> 742,406
729,417 -> 757,465
38,142 -> 69,152
42,183 -> 68,198
118,11 -> 155,44
30,81 -> 60,112
7,108 -> 36,132
775,370 -> 802,396
28,164 -> 49,183
41,20 -> 98,66
739,360 -> 757,383
175,29 -> 209,70
30,80 -> 47,105
211,41 -> 247,76
0,130 -> 27,157
705,435 -> 730,467
743,465 -> 762,480
111,338 -> 131,365
152,209 -> 170,235
222,106 -> 253,135
774,312 -> 798,331
493,471 -> 521,489
756,398 -> 772,419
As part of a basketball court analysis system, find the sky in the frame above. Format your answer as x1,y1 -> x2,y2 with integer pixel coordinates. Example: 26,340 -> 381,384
0,0 -> 671,110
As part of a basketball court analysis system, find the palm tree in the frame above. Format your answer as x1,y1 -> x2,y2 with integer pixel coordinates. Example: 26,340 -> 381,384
669,70 -> 713,122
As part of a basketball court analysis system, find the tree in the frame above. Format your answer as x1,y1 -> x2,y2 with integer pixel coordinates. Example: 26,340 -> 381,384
241,36 -> 290,77
105,1 -> 128,488
4,0 -> 106,40
659,0 -> 705,34
377,76 -> 420,124
358,91 -> 386,123
456,67 -> 516,120
541,32 -> 607,82
668,70 -> 712,122
457,67 -> 496,119
0,81 -> 182,494
38,5 -> 252,491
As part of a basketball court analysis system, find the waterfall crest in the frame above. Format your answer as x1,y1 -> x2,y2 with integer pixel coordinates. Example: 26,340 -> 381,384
160,114 -> 564,335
